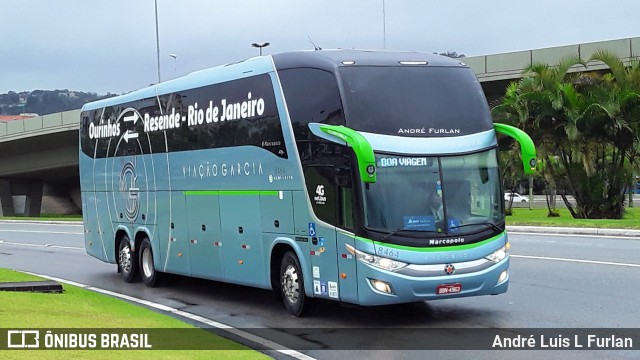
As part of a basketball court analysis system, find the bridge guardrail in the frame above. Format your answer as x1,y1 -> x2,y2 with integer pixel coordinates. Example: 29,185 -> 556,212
0,109 -> 79,143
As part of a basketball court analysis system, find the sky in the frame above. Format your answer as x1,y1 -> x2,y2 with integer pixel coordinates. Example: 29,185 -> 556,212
2,0 -> 639,95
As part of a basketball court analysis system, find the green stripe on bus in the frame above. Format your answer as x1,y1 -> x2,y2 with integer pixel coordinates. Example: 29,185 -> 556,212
355,231 -> 505,252
184,190 -> 278,196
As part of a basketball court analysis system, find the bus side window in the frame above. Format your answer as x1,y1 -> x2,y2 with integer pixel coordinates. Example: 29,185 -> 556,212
339,186 -> 354,229
336,165 -> 354,229
279,67 -> 355,230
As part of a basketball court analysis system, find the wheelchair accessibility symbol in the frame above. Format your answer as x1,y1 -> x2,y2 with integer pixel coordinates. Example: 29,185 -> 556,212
308,223 -> 316,236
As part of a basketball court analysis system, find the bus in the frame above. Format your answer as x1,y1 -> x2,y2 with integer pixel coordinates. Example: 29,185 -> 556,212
79,50 -> 536,316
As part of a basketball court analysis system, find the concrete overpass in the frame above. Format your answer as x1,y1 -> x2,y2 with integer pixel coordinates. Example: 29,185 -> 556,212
0,109 -> 80,216
0,37 -> 638,216
469,36 -> 640,102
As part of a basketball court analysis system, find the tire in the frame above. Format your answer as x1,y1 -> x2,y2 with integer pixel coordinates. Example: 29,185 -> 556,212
139,238 -> 162,287
117,236 -> 137,283
280,251 -> 311,317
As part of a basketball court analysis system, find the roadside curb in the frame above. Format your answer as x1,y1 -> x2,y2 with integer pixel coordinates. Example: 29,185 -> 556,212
506,225 -> 640,237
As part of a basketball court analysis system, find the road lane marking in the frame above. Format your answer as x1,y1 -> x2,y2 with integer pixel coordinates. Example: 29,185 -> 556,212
508,231 -> 640,240
511,254 -> 640,268
22,272 -> 316,360
0,240 -> 83,250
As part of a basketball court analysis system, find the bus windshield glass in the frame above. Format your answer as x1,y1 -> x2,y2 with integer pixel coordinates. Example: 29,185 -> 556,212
339,66 -> 493,137
362,149 -> 503,237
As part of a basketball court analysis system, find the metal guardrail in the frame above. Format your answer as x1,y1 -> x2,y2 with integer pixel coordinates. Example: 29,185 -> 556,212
465,37 -> 639,82
0,109 -> 79,143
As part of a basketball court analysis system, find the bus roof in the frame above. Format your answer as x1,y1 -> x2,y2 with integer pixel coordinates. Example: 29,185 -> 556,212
82,49 -> 467,112
272,49 -> 466,71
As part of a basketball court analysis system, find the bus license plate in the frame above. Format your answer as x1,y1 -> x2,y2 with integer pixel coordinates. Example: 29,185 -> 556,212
436,283 -> 462,295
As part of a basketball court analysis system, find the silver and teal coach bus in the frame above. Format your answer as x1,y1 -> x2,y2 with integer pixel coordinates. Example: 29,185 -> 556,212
80,50 -> 536,316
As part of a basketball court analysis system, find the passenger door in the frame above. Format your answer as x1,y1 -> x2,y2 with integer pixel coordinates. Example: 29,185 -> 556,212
304,164 -> 358,302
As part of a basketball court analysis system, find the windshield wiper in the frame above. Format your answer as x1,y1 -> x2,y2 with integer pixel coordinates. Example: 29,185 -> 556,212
449,222 -> 503,233
380,228 -> 423,242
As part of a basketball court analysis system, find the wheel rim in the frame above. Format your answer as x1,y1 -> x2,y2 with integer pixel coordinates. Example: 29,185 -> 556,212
119,245 -> 131,273
282,264 -> 299,304
142,247 -> 154,278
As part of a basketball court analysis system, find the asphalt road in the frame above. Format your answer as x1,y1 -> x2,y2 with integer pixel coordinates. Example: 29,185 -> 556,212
0,221 -> 638,359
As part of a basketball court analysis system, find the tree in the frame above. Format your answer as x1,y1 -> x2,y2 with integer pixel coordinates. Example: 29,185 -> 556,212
492,55 -> 586,217
492,52 -> 640,219
586,51 -> 640,209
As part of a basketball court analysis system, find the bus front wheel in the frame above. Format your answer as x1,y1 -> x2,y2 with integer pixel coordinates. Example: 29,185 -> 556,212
139,238 -> 162,287
117,236 -> 137,283
280,251 -> 311,317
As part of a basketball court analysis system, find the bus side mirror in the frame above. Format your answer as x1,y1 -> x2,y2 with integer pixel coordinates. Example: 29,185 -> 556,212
308,123 -> 377,183
494,123 -> 537,175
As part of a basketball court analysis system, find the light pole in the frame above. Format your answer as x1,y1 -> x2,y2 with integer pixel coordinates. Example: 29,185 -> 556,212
382,0 -> 386,49
251,42 -> 270,56
169,53 -> 177,78
154,0 -> 161,83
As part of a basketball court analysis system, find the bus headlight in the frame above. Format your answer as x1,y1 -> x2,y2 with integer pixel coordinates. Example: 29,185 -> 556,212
345,244 -> 408,271
485,243 -> 509,263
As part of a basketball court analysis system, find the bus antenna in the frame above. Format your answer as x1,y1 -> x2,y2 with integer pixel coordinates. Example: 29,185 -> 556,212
308,36 -> 322,51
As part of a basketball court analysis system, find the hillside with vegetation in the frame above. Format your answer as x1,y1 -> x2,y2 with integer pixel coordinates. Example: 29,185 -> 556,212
0,90 -> 114,116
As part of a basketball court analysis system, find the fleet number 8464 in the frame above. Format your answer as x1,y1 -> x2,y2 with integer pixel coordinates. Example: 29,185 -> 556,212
376,247 -> 400,258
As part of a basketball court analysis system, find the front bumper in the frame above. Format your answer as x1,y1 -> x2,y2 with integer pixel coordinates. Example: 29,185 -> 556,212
356,256 -> 509,306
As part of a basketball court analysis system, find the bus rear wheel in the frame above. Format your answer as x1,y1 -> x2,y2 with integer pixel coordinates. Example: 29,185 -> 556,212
139,238 -> 162,287
280,251 -> 311,317
117,236 -> 137,283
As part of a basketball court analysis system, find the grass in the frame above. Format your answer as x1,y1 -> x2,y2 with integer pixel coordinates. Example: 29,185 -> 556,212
0,268 -> 269,359
505,207 -> 640,229
0,214 -> 82,221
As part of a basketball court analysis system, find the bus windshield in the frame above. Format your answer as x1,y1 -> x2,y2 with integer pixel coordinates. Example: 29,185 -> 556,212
362,149 -> 503,237
339,66 -> 493,137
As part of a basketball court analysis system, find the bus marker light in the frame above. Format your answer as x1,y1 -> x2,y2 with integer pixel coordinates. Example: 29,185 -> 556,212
238,260 -> 244,265
341,273 -> 347,279
178,253 -> 182,257
366,165 -> 375,175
